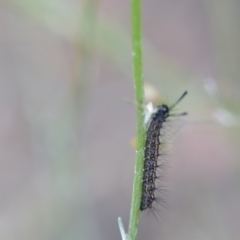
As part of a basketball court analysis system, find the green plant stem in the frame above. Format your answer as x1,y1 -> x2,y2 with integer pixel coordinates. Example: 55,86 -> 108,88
127,0 -> 145,239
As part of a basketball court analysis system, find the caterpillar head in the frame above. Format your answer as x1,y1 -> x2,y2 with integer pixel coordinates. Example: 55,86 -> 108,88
158,104 -> 169,117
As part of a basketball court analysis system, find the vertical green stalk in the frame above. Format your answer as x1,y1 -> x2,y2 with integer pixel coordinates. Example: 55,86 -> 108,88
127,0 -> 145,239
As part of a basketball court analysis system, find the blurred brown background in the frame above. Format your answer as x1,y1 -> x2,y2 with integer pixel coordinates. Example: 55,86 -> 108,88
1,0 -> 240,239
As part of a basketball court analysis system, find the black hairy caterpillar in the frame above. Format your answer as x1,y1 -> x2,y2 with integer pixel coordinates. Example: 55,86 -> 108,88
140,91 -> 187,211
